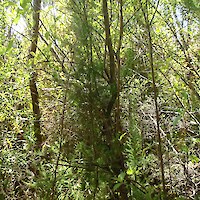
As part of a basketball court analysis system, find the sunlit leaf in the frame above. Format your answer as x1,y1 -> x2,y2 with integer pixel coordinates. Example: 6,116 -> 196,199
20,0 -> 31,9
127,168 -> 134,175
119,132 -> 127,141
6,138 -> 12,148
6,40 -> 13,52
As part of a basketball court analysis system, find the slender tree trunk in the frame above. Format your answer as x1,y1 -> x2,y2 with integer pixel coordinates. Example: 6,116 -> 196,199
140,1 -> 167,198
102,0 -> 128,199
147,21 -> 166,199
102,0 -> 117,117
28,0 -> 42,148
116,0 -> 123,133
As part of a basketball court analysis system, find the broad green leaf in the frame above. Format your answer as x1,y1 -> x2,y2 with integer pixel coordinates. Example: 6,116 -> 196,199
113,183 -> 122,191
117,172 -> 126,183
20,0 -> 30,9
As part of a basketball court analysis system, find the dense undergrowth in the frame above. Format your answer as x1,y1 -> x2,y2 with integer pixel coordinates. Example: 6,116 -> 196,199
0,0 -> 200,199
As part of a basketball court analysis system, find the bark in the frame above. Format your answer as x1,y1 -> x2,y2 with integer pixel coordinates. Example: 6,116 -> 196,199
147,21 -> 166,199
102,0 -> 117,117
102,0 -> 116,84
102,0 -> 129,199
28,0 -> 42,148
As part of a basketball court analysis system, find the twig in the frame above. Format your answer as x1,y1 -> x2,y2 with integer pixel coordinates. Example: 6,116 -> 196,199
51,91 -> 67,200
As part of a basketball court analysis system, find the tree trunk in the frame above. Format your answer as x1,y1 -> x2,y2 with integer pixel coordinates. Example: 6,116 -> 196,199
102,0 -> 129,198
28,0 -> 42,148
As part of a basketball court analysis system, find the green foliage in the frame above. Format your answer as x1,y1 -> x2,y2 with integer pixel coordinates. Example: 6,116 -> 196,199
0,0 -> 200,199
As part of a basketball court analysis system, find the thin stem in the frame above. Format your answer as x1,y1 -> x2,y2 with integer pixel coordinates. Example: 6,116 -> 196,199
140,0 -> 166,198
116,0 -> 123,133
51,91 -> 67,200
